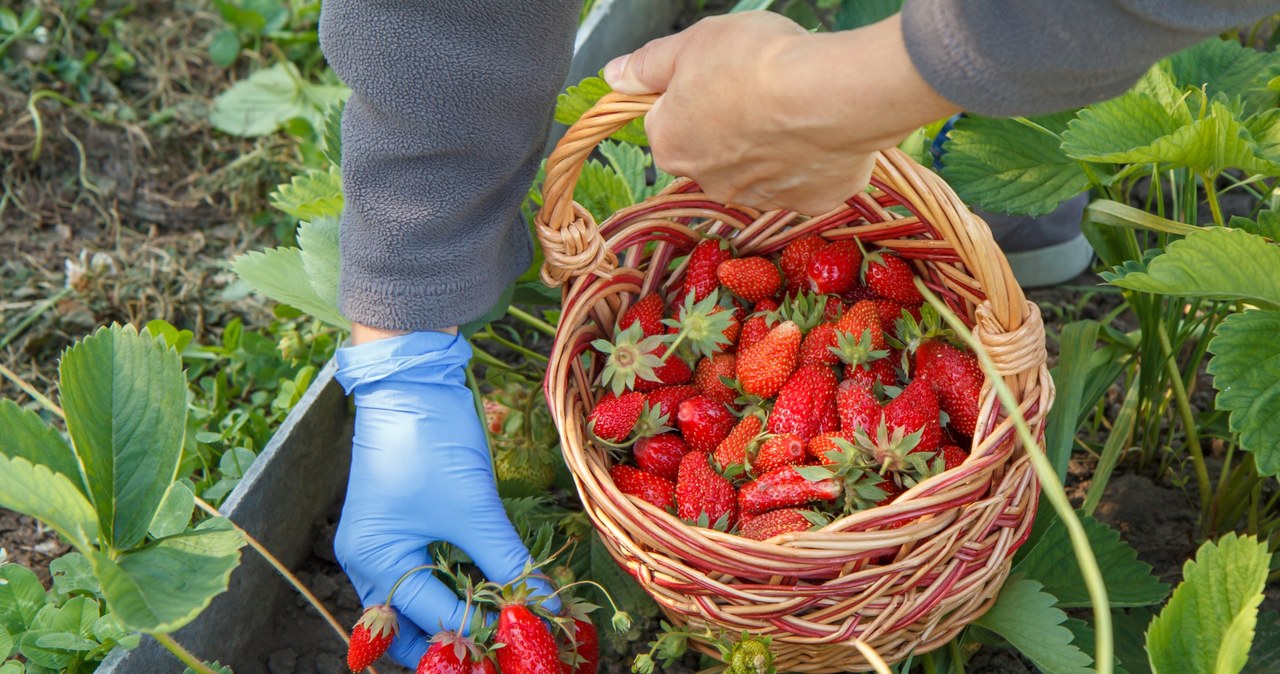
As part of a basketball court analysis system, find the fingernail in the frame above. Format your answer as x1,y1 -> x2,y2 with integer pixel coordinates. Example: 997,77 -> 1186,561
603,54 -> 630,86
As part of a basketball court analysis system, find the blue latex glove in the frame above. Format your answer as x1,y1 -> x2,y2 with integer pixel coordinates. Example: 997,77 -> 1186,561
333,331 -> 559,667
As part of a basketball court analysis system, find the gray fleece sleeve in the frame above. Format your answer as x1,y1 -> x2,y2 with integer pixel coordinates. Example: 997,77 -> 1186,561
318,1 -> 580,331
902,0 -> 1280,116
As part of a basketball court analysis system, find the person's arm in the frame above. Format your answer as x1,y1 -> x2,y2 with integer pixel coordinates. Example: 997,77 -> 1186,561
902,0 -> 1280,117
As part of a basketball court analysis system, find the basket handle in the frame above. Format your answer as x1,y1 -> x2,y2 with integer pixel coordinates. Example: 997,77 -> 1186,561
536,92 -> 658,287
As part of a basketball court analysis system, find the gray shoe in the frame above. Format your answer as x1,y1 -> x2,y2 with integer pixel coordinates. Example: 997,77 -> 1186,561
976,193 -> 1094,288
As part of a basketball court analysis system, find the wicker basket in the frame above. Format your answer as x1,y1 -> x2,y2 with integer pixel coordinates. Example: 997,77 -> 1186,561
535,93 -> 1053,673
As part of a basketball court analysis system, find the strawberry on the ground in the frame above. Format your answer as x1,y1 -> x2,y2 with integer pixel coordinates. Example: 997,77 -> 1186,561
736,320 -> 801,398
833,300 -> 886,351
753,433 -> 807,474
806,240 -> 863,295
863,250 -> 924,305
349,605 -> 398,672
883,379 -> 942,454
619,293 -> 666,338
767,363 -> 838,441
941,444 -> 969,471
610,465 -> 676,510
836,379 -> 880,435
806,431 -> 858,465
739,466 -> 841,515
680,239 -> 733,304
677,396 -> 736,452
415,630 -> 493,674
915,340 -> 983,438
676,452 -> 739,529
799,322 -> 840,366
693,354 -> 738,405
633,433 -> 689,481
718,256 -> 782,302
646,385 -> 699,421
780,235 -> 825,293
739,508 -> 814,541
632,345 -> 692,393
714,414 -> 764,471
492,588 -> 563,674
587,392 -> 646,444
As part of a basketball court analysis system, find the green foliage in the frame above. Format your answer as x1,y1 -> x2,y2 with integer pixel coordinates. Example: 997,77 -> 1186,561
1103,227 -> 1280,309
1014,513 -> 1168,608
555,77 -> 648,145
973,577 -> 1095,674
210,62 -> 348,138
231,235 -> 348,328
269,166 -> 344,221
1206,310 -> 1280,476
1146,534 -> 1271,674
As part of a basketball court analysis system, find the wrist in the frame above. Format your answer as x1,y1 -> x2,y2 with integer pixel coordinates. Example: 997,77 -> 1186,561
351,322 -> 458,345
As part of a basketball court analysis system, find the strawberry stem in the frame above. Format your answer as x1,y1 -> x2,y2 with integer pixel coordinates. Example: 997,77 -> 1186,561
547,580 -> 632,631
385,563 -> 441,607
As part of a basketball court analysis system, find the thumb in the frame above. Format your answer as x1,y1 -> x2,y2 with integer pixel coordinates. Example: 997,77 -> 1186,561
603,32 -> 686,95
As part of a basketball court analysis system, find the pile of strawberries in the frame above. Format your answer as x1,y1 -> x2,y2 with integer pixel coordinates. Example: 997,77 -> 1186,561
587,235 -> 984,541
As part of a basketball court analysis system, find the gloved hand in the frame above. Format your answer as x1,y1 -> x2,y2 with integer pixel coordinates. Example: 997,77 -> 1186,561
333,330 -> 559,667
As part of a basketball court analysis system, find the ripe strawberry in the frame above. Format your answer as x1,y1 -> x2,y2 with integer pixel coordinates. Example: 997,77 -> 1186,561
807,431 -> 858,465
646,385 -> 699,421
736,321 -> 801,398
633,433 -> 689,481
823,298 -> 846,322
798,323 -> 840,366
767,363 -> 838,441
739,298 -> 779,352
693,354 -> 738,405
714,414 -> 764,470
713,306 -> 742,347
349,605 -> 397,672
560,616 -> 599,674
883,379 -> 941,453
739,466 -> 840,515
680,239 -> 733,303
619,293 -> 666,338
915,340 -> 983,438
863,250 -> 923,305
872,299 -> 909,338
718,257 -> 782,302
633,346 -> 692,392
846,356 -> 898,390
495,601 -> 561,674
587,392 -> 646,444
806,240 -> 863,295
872,475 -> 905,507
739,508 -> 813,541
941,444 -> 969,471
780,235 -> 825,293
416,631 -> 491,674
833,300 -> 885,351
676,452 -> 738,529
677,396 -> 736,452
836,379 -> 880,434
609,465 -> 676,510
753,433 -> 806,474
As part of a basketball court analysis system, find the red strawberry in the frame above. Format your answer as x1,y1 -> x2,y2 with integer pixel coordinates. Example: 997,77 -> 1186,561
739,466 -> 840,515
676,452 -> 738,528
915,341 -> 983,438
495,602 -> 561,674
349,605 -> 398,672
681,239 -> 733,303
718,257 -> 782,302
823,298 -> 846,322
807,431 -> 858,465
714,414 -> 764,471
633,433 -> 689,481
739,298 -> 779,352
619,293 -> 666,338
767,363 -> 838,441
677,396 -> 736,452
864,251 -> 923,305
836,379 -> 880,434
780,235 -> 825,293
561,616 -> 599,674
753,297 -> 781,315
753,433 -> 806,474
416,631 -> 490,674
587,392 -> 646,444
646,385 -> 699,421
711,305 -> 742,347
739,508 -> 813,541
941,444 -> 969,471
806,240 -> 863,295
872,476 -> 905,507
846,356 -> 898,390
798,323 -> 840,366
833,300 -> 885,351
693,354 -> 738,405
736,321 -> 801,398
633,346 -> 692,392
609,465 -> 676,510
883,379 -> 942,454
872,299 -> 908,337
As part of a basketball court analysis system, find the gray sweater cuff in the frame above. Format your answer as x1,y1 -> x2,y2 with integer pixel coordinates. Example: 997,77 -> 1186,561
319,0 -> 580,331
902,0 -> 1280,117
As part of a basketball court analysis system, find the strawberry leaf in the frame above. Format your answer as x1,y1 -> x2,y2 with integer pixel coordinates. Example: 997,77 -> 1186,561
1103,227 -> 1280,310
554,76 -> 648,145
269,165 -> 343,221
1207,310 -> 1280,477
1013,512 -> 1168,608
973,577 -> 1094,674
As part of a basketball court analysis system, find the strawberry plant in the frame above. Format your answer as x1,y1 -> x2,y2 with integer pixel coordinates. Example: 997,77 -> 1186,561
0,325 -> 245,673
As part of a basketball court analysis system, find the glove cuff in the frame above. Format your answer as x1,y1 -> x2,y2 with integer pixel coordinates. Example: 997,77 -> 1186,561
334,331 -> 474,394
